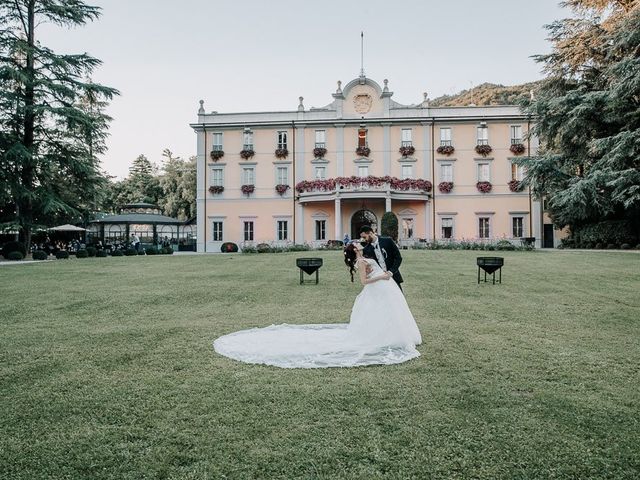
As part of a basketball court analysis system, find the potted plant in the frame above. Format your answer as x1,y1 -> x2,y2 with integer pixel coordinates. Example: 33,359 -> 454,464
509,143 -> 525,155
476,181 -> 492,193
438,181 -> 453,193
356,146 -> 371,157
313,147 -> 327,158
209,185 -> 224,194
275,184 -> 290,195
240,149 -> 255,160
508,180 -> 524,192
210,150 -> 224,161
275,148 -> 288,159
399,145 -> 415,157
241,184 -> 255,195
475,144 -> 493,157
436,145 -> 455,155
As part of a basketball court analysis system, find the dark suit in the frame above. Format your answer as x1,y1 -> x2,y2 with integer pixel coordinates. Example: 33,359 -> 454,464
363,236 -> 404,289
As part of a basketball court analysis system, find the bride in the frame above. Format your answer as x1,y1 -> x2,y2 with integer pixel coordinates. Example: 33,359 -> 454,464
213,241 -> 422,368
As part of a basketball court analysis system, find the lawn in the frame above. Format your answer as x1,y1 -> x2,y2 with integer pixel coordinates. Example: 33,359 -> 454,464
1,250 -> 639,479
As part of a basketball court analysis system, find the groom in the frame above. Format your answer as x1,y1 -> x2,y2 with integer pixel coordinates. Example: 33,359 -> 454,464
359,225 -> 404,292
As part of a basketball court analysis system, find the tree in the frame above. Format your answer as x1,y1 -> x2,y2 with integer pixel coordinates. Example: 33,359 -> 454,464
381,211 -> 399,242
518,0 -> 639,241
0,0 -> 118,251
158,149 -> 196,220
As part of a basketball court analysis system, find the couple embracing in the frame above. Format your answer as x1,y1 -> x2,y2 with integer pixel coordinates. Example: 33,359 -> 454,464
214,226 -> 422,368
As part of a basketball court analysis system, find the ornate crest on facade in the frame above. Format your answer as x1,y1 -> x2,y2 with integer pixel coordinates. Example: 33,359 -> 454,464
353,94 -> 373,114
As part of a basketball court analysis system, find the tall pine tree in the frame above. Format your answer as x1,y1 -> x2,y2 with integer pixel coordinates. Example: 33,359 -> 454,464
519,0 -> 640,243
0,0 -> 118,250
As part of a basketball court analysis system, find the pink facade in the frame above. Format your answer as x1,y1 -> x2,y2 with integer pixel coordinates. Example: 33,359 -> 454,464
191,76 -> 555,252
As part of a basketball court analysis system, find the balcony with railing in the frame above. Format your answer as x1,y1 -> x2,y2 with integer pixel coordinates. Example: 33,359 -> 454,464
440,140 -> 452,147
295,176 -> 432,203
242,144 -> 254,150
401,140 -> 413,147
314,142 -> 326,149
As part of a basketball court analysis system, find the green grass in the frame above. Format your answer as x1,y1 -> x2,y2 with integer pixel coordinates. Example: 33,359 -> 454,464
1,250 -> 639,479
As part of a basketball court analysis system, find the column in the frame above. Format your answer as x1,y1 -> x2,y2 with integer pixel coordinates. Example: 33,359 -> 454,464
196,128 -> 206,252
334,197 -> 342,240
385,195 -> 392,212
296,203 -> 304,244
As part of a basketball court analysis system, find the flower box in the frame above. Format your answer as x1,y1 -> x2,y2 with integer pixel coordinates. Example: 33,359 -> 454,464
275,148 -> 289,159
240,149 -> 255,160
476,181 -> 493,193
475,144 -> 493,157
438,181 -> 453,193
313,147 -> 327,158
208,185 -> 224,194
399,145 -> 415,157
241,184 -> 255,195
356,146 -> 371,157
295,176 -> 432,194
275,184 -> 290,195
210,150 -> 224,161
508,180 -> 524,192
436,145 -> 455,155
509,143 -> 525,155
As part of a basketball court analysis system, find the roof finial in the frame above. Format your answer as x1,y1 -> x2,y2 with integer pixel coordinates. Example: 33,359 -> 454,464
336,80 -> 342,94
383,79 -> 389,92
298,96 -> 304,111
360,31 -> 365,78
198,99 -> 205,114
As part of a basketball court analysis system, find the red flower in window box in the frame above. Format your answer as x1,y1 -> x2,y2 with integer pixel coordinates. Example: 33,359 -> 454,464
438,181 -> 453,193
241,184 -> 255,195
313,147 -> 327,158
240,149 -> 255,160
475,144 -> 493,157
356,146 -> 371,157
436,145 -> 455,155
476,181 -> 492,193
208,185 -> 224,194
509,143 -> 525,155
275,148 -> 289,159
399,145 -> 415,157
275,184 -> 290,195
210,150 -> 224,161
508,180 -> 524,192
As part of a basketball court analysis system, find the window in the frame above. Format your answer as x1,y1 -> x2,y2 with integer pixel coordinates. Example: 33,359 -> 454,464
358,165 -> 369,177
440,163 -> 453,182
401,128 -> 412,146
401,165 -> 413,179
477,125 -> 489,145
478,217 -> 490,238
276,166 -> 288,185
510,125 -> 522,144
402,218 -> 414,239
442,218 -> 453,239
277,131 -> 288,149
212,221 -> 223,242
243,221 -> 254,241
511,162 -> 524,181
315,220 -> 326,240
315,166 -> 326,179
440,128 -> 452,147
477,163 -> 490,182
315,130 -> 326,148
512,217 -> 524,238
242,167 -> 255,185
243,130 -> 253,149
211,168 -> 223,186
277,220 -> 288,241
212,132 -> 223,151
358,128 -> 367,148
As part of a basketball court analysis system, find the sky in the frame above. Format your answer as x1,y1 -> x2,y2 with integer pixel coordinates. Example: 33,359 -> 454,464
37,0 -> 567,179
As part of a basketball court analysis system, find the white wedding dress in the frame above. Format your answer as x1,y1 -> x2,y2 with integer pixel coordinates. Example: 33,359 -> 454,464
213,258 -> 422,368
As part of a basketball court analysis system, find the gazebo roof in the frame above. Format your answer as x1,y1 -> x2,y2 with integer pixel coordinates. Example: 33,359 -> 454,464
90,213 -> 184,225
122,202 -> 159,209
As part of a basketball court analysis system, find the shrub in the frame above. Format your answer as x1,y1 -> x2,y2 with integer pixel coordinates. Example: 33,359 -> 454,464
161,247 -> 174,255
496,240 -> 516,251
572,220 -> 637,246
620,243 -> 631,250
256,243 -> 272,253
111,249 -> 124,257
32,250 -> 48,260
55,251 -> 70,259
138,249 -> 146,255
606,243 -> 617,249
145,247 -> 159,255
2,241 -> 26,258
7,251 -> 24,261
75,249 -> 89,258
381,211 -> 399,242
125,248 -> 138,256
221,242 -> 239,253
636,244 -> 640,250
287,244 -> 312,252
86,246 -> 97,257
241,245 -> 257,253
96,250 -> 108,257
595,243 -> 604,249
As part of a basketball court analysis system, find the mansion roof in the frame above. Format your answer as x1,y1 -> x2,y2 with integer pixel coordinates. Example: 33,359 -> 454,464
191,76 -> 528,130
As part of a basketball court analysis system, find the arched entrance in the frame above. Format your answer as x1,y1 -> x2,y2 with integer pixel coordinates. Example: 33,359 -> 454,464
351,209 -> 378,239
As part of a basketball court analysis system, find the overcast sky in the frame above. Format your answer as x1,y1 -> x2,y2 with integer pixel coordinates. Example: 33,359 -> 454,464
38,0 -> 566,179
